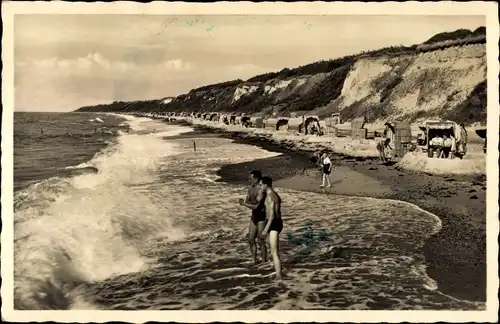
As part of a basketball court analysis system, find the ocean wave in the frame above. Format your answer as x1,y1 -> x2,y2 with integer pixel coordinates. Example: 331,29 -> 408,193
14,131 -> 119,141
13,117 -> 189,310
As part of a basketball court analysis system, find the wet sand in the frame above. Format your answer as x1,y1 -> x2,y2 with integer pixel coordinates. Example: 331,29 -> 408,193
188,124 -> 486,302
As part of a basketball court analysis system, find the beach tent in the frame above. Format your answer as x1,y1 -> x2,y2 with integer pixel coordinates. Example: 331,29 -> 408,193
323,117 -> 341,135
324,114 -> 342,126
475,128 -> 487,153
388,121 -> 412,159
330,113 -> 342,125
421,120 -> 466,158
350,116 -> 368,140
209,113 -> 219,121
287,117 -> 304,133
250,117 -> 264,128
235,116 -> 243,125
350,117 -> 367,130
229,115 -> 237,124
219,114 -> 229,124
475,128 -> 486,139
264,118 -> 279,131
241,116 -> 251,127
304,116 -> 320,135
276,118 -> 289,131
319,121 -> 326,133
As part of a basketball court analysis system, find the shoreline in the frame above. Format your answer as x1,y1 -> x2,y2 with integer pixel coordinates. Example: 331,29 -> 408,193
177,121 -> 486,303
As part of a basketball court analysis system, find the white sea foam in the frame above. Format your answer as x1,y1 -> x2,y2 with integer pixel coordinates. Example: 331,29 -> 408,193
13,116 -> 189,310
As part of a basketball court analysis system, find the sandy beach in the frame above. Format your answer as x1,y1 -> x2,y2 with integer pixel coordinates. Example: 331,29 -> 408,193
185,123 -> 486,303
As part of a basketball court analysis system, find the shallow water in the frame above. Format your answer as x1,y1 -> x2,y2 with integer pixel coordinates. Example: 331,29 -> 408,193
13,116 -> 484,310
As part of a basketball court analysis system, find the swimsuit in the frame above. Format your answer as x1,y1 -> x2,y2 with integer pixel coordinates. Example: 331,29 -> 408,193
251,209 -> 266,225
322,157 -> 332,175
249,186 -> 266,225
267,217 -> 283,233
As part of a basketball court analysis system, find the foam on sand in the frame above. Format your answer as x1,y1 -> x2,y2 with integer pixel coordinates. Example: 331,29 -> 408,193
396,151 -> 486,175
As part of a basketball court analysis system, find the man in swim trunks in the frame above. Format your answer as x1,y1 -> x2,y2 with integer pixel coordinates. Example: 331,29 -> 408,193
259,176 -> 284,281
239,170 -> 267,264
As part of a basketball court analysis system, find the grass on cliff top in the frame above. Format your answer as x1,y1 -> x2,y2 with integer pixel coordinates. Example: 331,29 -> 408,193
247,27 -> 485,83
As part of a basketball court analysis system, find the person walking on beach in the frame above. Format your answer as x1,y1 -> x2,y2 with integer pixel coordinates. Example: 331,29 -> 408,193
377,138 -> 393,163
320,152 -> 332,188
193,140 -> 197,152
239,170 -> 267,264
259,176 -> 283,281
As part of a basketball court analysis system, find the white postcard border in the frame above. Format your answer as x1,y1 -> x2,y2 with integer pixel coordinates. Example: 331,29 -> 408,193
2,1 -> 499,322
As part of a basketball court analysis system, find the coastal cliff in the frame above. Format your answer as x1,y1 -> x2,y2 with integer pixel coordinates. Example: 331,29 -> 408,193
76,27 -> 487,125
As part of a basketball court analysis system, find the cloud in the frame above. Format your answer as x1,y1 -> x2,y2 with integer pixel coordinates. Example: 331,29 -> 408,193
20,52 -> 192,75
163,59 -> 192,71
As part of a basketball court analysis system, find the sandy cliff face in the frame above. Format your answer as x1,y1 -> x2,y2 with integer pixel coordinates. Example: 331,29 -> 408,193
327,44 -> 486,123
76,40 -> 487,126
162,44 -> 486,124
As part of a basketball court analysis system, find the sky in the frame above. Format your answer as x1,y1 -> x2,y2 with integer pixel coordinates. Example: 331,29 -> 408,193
14,14 -> 485,112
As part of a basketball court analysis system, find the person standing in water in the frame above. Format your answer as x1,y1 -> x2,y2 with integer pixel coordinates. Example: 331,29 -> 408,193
320,152 -> 332,188
259,176 -> 283,281
239,170 -> 267,265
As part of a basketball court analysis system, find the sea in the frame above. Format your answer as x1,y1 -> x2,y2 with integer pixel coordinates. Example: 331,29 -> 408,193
11,112 -> 484,310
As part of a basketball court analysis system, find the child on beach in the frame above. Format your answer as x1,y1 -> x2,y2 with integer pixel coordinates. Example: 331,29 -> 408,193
320,152 -> 332,188
377,138 -> 392,163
